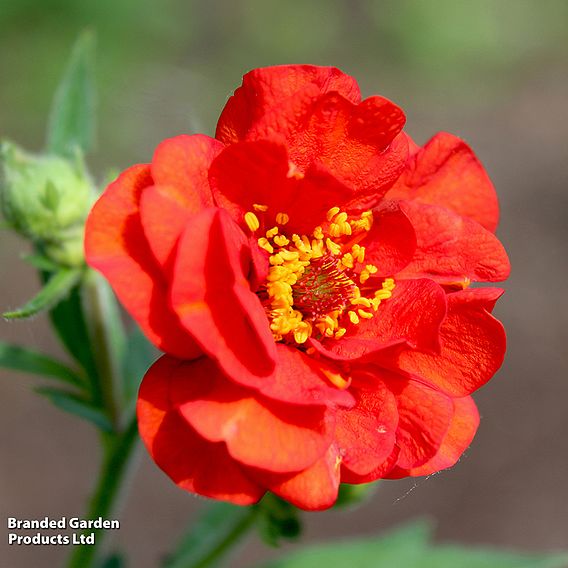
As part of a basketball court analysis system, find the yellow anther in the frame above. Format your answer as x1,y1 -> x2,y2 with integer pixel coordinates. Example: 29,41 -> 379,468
348,311 -> 360,325
365,264 -> 378,274
276,212 -> 290,225
326,206 -> 340,221
358,309 -> 373,319
321,368 -> 351,390
341,253 -> 354,269
293,321 -> 312,344
313,226 -> 324,239
245,211 -> 260,232
335,327 -> 347,339
375,289 -> 393,300
253,203 -> 268,212
351,297 -> 371,307
335,212 -> 348,224
266,226 -> 279,238
257,237 -> 274,253
269,254 -> 284,265
325,238 -> 341,255
273,235 -> 290,247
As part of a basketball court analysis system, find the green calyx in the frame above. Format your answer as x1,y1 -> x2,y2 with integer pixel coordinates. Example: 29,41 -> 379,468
0,140 -> 94,267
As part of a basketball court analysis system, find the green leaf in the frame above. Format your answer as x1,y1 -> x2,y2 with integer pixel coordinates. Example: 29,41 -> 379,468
22,253 -> 60,272
36,387 -> 112,432
45,281 -> 100,387
3,268 -> 81,319
0,342 -> 82,386
46,30 -> 96,157
417,547 -> 568,568
257,520 -> 568,568
257,494 -> 302,547
165,502 -> 256,568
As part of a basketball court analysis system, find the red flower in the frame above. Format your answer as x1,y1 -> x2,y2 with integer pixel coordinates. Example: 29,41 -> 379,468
85,65 -> 510,510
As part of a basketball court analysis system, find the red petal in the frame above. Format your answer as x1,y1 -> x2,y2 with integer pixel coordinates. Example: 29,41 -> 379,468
137,356 -> 264,505
259,444 -> 342,511
341,446 -> 400,483
84,165 -> 201,359
397,288 -> 506,396
230,344 -> 354,408
311,278 -> 447,361
363,203 -> 417,275
216,65 -> 361,144
334,377 -> 398,476
139,184 -> 197,270
388,132 -> 499,232
388,378 -> 454,469
151,134 -> 223,209
397,201 -> 510,284
170,357 -> 334,474
389,396 -> 479,478
170,207 -> 277,383
210,140 -> 352,234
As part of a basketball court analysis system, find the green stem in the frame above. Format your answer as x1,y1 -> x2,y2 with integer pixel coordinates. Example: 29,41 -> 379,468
178,507 -> 258,568
66,416 -> 139,568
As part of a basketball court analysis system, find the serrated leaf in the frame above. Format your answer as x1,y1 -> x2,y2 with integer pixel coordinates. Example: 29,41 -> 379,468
3,268 -> 81,319
36,386 -> 112,432
47,30 -> 96,157
165,502 -> 256,568
0,341 -> 82,386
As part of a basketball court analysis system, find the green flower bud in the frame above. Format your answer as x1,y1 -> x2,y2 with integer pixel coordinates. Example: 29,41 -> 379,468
0,141 -> 94,267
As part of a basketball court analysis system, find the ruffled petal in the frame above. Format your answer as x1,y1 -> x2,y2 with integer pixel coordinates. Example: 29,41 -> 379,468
388,378 -> 454,470
84,165 -> 201,359
169,357 -> 334,474
387,132 -> 499,232
363,203 -> 417,275
209,140 -> 352,234
334,375 -> 398,476
388,396 -> 479,478
310,278 -> 447,361
397,288 -> 506,397
258,444 -> 342,511
151,134 -> 223,208
137,356 -> 264,505
340,446 -> 399,483
216,65 -> 361,144
397,200 -> 510,284
170,207 -> 277,384
229,344 -> 354,408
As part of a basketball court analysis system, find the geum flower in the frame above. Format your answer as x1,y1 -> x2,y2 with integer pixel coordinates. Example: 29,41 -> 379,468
85,66 -> 510,510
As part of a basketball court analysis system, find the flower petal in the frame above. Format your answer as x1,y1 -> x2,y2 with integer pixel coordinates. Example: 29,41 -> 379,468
170,357 -> 334,474
397,287 -> 506,396
151,134 -> 223,209
170,207 -> 277,383
311,278 -> 447,361
341,446 -> 400,483
229,344 -> 354,408
388,378 -> 454,469
216,65 -> 361,144
387,132 -> 499,232
388,396 -> 479,478
363,203 -> 417,275
259,444 -> 342,511
137,356 -> 264,505
397,201 -> 510,284
84,165 -> 201,359
209,140 -> 352,234
335,376 -> 398,476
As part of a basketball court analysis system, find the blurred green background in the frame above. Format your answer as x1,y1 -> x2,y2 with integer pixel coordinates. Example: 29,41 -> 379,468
1,1 -> 568,567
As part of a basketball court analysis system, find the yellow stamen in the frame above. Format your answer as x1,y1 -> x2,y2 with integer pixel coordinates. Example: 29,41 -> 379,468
253,203 -> 268,212
244,211 -> 260,232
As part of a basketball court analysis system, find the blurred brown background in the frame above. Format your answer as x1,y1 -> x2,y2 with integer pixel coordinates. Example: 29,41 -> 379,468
1,1 -> 567,566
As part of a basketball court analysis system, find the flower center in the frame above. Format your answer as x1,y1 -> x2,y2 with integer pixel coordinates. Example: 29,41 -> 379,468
245,205 -> 395,345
